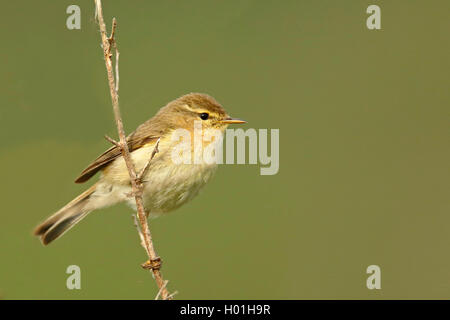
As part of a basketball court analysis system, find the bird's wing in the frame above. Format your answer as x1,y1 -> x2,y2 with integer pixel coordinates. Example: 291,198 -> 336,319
75,121 -> 161,183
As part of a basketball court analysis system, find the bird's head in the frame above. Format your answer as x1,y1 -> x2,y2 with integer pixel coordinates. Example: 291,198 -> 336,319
156,93 -> 246,132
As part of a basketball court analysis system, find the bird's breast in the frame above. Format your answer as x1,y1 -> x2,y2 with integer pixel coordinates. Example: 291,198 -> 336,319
140,160 -> 218,214
102,133 -> 221,214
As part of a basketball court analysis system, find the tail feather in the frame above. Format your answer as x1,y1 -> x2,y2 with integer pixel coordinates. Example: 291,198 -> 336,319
34,184 -> 97,245
40,211 -> 90,245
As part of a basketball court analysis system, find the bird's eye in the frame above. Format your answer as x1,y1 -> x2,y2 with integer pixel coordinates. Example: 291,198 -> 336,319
199,113 -> 209,120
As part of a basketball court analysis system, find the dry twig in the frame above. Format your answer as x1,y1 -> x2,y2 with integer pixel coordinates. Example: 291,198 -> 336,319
154,280 -> 169,300
138,138 -> 160,182
94,0 -> 171,300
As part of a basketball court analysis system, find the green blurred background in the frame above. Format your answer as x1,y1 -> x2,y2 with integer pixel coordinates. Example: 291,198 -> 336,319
0,0 -> 448,299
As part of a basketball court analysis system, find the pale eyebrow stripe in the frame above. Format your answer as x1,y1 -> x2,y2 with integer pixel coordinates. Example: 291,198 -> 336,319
182,104 -> 197,112
182,104 -> 211,115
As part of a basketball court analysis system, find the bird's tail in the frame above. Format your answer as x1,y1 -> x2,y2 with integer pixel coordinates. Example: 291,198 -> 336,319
34,184 -> 97,245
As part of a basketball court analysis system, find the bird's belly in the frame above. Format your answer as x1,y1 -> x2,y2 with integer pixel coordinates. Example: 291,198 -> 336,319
138,162 -> 217,214
102,142 -> 218,215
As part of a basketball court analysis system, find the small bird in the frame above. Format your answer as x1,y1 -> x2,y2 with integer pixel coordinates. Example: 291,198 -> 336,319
34,93 -> 245,245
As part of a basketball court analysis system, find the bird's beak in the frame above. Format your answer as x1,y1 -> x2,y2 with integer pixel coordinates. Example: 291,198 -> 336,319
220,117 -> 246,124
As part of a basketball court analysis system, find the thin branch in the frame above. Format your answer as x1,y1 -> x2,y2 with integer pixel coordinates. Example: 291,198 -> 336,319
94,0 -> 172,300
104,134 -> 119,146
167,290 -> 179,300
109,19 -> 120,94
109,18 -> 117,43
137,138 -> 160,181
155,280 -> 169,300
132,214 -> 150,256
114,49 -> 120,93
